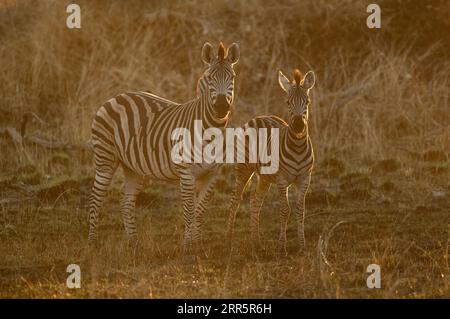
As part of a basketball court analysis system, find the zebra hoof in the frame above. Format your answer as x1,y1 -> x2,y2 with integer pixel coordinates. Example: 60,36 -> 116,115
294,241 -> 305,255
126,239 -> 139,253
191,242 -> 208,258
183,243 -> 194,256
183,239 -> 206,258
276,243 -> 288,257
179,253 -> 198,265
296,244 -> 306,254
250,241 -> 265,256
88,237 -> 98,248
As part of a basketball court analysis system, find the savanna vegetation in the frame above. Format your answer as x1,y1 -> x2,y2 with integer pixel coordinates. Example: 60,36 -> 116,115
0,0 -> 448,298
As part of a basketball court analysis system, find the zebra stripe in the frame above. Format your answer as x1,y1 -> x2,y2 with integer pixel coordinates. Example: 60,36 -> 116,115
88,42 -> 240,251
227,69 -> 316,254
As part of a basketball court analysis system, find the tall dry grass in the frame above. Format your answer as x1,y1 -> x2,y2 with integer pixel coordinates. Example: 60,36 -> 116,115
0,0 -> 448,171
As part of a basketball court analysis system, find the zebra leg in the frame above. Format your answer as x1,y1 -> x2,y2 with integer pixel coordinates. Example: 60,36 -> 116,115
191,171 -> 217,247
250,176 -> 270,249
295,173 -> 311,249
179,168 -> 196,253
120,167 -> 143,245
88,164 -> 118,245
276,180 -> 291,255
227,165 -> 254,242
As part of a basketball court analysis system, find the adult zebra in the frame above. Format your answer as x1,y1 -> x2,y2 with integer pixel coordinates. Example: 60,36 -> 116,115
227,69 -> 315,254
88,42 -> 239,251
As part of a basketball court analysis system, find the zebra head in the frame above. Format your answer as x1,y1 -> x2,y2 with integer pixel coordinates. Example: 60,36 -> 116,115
278,69 -> 315,136
200,42 -> 240,118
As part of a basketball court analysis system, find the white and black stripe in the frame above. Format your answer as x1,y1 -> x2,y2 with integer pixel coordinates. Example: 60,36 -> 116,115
88,42 -> 239,250
227,69 -> 316,253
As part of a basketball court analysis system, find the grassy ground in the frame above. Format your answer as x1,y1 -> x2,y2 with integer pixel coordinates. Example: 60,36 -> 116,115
0,0 -> 449,298
0,155 -> 448,298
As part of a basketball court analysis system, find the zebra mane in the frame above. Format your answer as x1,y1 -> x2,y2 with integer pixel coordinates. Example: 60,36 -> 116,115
293,69 -> 303,87
218,42 -> 226,60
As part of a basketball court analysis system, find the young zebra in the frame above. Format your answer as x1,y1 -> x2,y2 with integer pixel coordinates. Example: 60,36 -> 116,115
88,42 -> 239,251
227,69 -> 315,253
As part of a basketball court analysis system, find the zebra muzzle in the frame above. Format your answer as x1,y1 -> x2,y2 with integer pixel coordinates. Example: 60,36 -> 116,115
291,116 -> 306,134
214,94 -> 231,118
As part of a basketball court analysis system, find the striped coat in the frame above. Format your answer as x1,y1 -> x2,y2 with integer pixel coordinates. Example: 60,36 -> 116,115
88,42 -> 239,251
227,69 -> 316,253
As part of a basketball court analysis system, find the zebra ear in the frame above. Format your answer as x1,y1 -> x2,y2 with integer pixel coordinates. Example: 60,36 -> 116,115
227,43 -> 240,65
278,70 -> 291,92
201,42 -> 214,65
302,71 -> 315,91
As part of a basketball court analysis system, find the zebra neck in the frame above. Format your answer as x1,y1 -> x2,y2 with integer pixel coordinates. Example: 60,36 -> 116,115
286,127 -> 308,147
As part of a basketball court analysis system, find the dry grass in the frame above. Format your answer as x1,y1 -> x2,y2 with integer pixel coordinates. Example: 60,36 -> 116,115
0,0 -> 449,298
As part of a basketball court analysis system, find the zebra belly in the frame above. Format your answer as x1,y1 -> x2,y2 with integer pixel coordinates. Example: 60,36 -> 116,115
116,140 -> 220,181
115,135 -> 180,181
